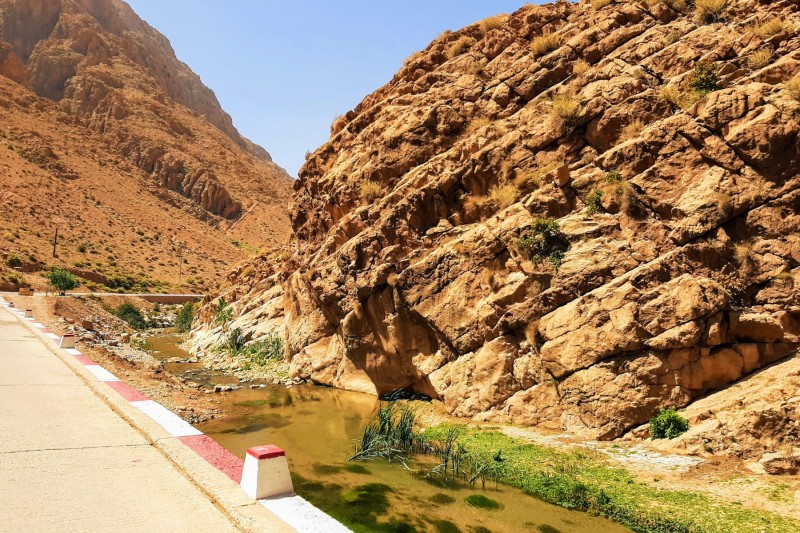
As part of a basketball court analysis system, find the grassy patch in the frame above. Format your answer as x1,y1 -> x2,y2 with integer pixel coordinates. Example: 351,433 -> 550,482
531,33 -> 561,56
422,425 -> 800,533
785,76 -> 800,101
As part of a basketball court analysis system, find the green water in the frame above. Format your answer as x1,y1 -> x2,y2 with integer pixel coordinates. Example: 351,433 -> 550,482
198,385 -> 629,533
145,332 -> 628,532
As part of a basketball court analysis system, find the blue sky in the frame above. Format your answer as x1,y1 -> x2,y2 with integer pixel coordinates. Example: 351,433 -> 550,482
125,1 -> 534,176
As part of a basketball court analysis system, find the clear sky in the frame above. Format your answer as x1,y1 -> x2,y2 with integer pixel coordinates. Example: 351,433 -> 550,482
124,1 -> 534,177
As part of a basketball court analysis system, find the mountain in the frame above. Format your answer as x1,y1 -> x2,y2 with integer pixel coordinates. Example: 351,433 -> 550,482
194,0 -> 800,457
0,0 -> 292,292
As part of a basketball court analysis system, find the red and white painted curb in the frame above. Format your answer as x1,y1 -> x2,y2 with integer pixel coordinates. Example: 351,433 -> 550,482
1,299 -> 350,532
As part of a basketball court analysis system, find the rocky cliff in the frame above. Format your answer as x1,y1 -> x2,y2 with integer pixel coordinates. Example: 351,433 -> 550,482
0,0 -> 292,290
196,0 -> 800,453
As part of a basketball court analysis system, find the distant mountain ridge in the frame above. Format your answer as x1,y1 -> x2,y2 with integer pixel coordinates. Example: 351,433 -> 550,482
0,0 -> 292,292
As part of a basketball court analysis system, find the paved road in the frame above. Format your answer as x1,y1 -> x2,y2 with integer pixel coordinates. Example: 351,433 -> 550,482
0,306 -> 237,532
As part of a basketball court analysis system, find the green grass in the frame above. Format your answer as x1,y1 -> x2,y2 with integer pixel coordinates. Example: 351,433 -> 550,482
422,425 -> 800,533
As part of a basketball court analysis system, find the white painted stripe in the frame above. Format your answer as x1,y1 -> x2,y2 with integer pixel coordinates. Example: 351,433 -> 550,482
260,495 -> 351,533
64,348 -> 83,356
84,365 -> 120,382
33,322 -> 46,328
45,332 -> 60,340
130,400 -> 202,437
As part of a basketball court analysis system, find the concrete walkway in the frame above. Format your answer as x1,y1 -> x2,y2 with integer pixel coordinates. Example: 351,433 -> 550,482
0,305 -> 257,532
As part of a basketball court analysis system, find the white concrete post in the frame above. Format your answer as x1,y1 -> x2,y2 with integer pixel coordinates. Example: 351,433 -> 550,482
24,309 -> 33,318
240,445 -> 294,500
59,334 -> 76,349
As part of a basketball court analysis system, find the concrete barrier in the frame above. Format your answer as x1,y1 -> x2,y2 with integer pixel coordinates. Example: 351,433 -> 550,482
24,310 -> 33,318
240,445 -> 294,500
59,334 -> 76,349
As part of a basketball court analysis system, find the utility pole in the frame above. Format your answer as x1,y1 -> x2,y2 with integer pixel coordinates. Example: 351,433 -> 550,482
52,227 -> 58,258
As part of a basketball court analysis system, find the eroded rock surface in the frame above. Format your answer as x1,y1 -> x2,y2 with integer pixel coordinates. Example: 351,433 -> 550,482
195,0 -> 800,446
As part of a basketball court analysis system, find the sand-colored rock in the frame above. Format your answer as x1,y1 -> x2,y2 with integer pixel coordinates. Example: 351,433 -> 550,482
195,0 -> 800,450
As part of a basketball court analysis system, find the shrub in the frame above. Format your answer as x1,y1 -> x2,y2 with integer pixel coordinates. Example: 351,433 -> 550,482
650,408 -> 689,439
175,302 -> 195,332
753,18 -> 784,38
605,170 -> 623,183
446,35 -> 477,59
487,184 -> 518,209
244,333 -> 284,365
478,14 -> 506,34
618,120 -> 645,143
4,254 -> 22,268
747,49 -> 773,70
520,218 -> 570,271
551,93 -> 581,127
586,190 -> 604,215
47,267 -> 78,293
214,297 -> 234,331
695,0 -> 728,24
689,62 -> 720,95
572,59 -> 590,76
226,327 -> 247,352
115,303 -> 147,330
531,33 -> 561,56
658,85 -> 701,109
784,76 -> 800,101
359,180 -> 383,202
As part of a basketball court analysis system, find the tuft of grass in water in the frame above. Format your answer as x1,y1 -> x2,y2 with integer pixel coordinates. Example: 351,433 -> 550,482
430,493 -> 456,505
345,463 -> 371,475
422,425 -> 800,533
465,494 -> 502,510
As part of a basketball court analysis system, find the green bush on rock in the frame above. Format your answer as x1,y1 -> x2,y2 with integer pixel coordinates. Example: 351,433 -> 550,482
650,408 -> 689,440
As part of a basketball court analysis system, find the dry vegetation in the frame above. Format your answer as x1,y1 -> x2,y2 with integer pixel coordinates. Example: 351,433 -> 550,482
747,49 -> 773,70
466,116 -> 493,133
478,14 -> 507,34
359,180 -> 383,202
573,59 -> 590,76
618,119 -> 646,144
659,85 -> 701,109
487,184 -> 518,209
753,18 -> 785,38
787,76 -> 800,101
695,0 -> 729,24
447,35 -> 477,59
550,92 -> 581,126
530,33 -> 561,56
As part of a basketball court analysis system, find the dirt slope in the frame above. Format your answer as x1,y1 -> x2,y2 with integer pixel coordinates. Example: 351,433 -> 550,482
195,0 -> 800,458
0,0 -> 292,292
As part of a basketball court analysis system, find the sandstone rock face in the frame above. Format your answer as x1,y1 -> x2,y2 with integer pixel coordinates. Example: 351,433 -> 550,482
0,0 -> 292,289
196,0 -> 800,445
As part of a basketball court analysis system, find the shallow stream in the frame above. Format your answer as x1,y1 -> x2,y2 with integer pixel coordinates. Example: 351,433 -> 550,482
145,332 -> 628,533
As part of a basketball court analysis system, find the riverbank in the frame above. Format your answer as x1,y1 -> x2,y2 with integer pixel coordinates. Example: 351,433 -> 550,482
8,292 -> 800,532
421,425 -> 800,533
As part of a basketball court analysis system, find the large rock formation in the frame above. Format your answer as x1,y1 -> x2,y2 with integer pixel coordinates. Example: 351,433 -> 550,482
196,0 -> 800,449
0,0 -> 292,290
